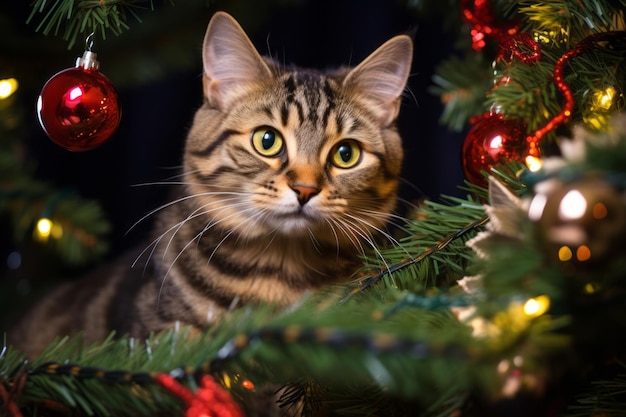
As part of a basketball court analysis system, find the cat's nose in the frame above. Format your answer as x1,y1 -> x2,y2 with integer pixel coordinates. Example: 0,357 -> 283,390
290,184 -> 320,206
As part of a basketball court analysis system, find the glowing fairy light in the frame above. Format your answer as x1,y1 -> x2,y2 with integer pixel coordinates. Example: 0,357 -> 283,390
590,86 -> 616,112
525,155 -> 543,172
558,190 -> 587,220
34,217 -> 63,242
35,218 -> 53,241
0,78 -> 18,99
592,202 -> 608,219
584,282 -> 599,294
558,246 -> 573,261
576,245 -> 591,262
241,379 -> 255,390
523,295 -> 550,317
527,193 -> 547,221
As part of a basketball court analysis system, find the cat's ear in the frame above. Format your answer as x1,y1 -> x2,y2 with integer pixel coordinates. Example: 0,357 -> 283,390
202,12 -> 272,109
343,35 -> 413,126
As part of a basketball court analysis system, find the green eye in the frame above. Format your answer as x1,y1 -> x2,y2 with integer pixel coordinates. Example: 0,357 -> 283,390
251,127 -> 284,157
330,140 -> 362,168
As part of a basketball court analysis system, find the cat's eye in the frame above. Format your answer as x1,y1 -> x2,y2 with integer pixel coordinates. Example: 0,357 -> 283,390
251,127 -> 285,157
330,140 -> 362,169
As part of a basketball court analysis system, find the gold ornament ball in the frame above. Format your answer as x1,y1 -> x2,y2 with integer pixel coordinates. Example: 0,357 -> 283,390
527,175 -> 626,268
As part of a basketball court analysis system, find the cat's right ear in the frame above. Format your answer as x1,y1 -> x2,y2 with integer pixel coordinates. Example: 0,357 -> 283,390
343,35 -> 413,126
202,12 -> 272,109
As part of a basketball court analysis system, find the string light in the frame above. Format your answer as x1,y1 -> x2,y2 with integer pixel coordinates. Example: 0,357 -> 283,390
523,295 -> 550,317
0,78 -> 17,98
525,155 -> 543,172
34,217 -> 63,242
558,246 -> 573,262
35,218 -> 53,241
583,282 -> 600,294
590,86 -> 617,112
0,78 -> 18,99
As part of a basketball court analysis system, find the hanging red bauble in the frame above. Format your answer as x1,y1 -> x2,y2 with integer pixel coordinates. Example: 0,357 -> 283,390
37,49 -> 121,151
461,113 -> 527,186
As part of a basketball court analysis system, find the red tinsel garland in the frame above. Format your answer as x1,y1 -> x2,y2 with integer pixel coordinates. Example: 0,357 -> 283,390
526,31 -> 625,158
460,0 -> 541,64
155,373 -> 245,417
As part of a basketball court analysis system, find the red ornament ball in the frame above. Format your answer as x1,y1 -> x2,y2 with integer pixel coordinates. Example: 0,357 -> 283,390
37,66 -> 121,151
461,113 -> 527,186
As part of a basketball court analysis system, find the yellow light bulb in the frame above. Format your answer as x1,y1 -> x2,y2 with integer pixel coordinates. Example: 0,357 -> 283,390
523,295 -> 550,317
558,246 -> 573,262
35,218 -> 53,242
525,155 -> 543,172
0,78 -> 18,99
591,86 -> 616,112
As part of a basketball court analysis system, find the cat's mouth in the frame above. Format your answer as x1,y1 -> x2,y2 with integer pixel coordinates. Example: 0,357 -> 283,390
278,208 -> 313,220
266,206 -> 321,230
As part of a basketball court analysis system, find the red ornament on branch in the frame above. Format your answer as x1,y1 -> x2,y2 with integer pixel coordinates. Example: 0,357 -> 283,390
462,113 -> 527,186
460,0 -> 624,173
36,35 -> 121,151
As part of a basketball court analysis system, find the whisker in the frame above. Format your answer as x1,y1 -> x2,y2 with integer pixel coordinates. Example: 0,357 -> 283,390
333,215 -> 393,280
345,211 -> 411,259
126,190 -> 253,235
133,196 -> 250,271
323,218 -> 342,259
352,208 -> 412,235
329,217 -> 369,259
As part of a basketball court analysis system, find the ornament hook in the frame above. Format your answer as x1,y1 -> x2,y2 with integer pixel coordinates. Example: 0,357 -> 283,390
76,32 -> 100,70
85,32 -> 95,52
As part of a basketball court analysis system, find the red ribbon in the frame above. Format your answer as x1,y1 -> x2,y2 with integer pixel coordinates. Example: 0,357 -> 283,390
155,373 -> 245,417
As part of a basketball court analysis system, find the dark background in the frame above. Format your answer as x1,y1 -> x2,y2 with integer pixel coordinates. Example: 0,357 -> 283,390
1,0 -> 465,324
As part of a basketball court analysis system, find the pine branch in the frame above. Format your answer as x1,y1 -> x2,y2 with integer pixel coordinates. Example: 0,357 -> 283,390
565,361 -> 626,417
2,290 -> 573,417
352,191 -> 486,295
0,148 -> 110,265
429,53 -> 494,131
517,0 -> 626,40
26,0 -> 164,49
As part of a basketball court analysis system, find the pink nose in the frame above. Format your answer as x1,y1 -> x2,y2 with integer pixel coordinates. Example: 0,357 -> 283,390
290,184 -> 320,205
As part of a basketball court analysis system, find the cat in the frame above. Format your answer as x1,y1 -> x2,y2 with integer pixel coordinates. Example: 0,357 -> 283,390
9,11 -> 413,360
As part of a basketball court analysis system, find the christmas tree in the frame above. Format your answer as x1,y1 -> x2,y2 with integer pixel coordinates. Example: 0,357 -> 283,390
2,1 -> 626,416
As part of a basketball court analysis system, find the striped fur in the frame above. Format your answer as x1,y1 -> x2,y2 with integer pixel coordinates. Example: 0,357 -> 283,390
10,12 -> 413,358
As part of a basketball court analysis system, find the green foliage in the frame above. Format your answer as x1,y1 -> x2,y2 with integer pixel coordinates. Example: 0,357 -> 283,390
1,287 -> 573,417
3,1 -> 626,416
0,92 -> 110,266
352,190 -> 486,296
0,177 -> 111,266
27,0 -> 160,49
431,0 -> 626,136
429,53 -> 493,132
566,362 -> 626,417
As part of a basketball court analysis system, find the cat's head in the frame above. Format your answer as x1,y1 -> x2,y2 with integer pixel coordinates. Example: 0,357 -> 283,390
183,12 -> 412,244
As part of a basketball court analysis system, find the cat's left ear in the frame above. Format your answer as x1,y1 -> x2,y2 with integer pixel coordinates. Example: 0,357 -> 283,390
343,35 -> 413,126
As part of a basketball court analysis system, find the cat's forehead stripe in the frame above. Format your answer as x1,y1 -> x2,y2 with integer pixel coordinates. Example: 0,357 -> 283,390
282,72 -> 337,127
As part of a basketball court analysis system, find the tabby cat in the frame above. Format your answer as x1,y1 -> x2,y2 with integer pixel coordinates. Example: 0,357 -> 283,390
10,12 -> 413,359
